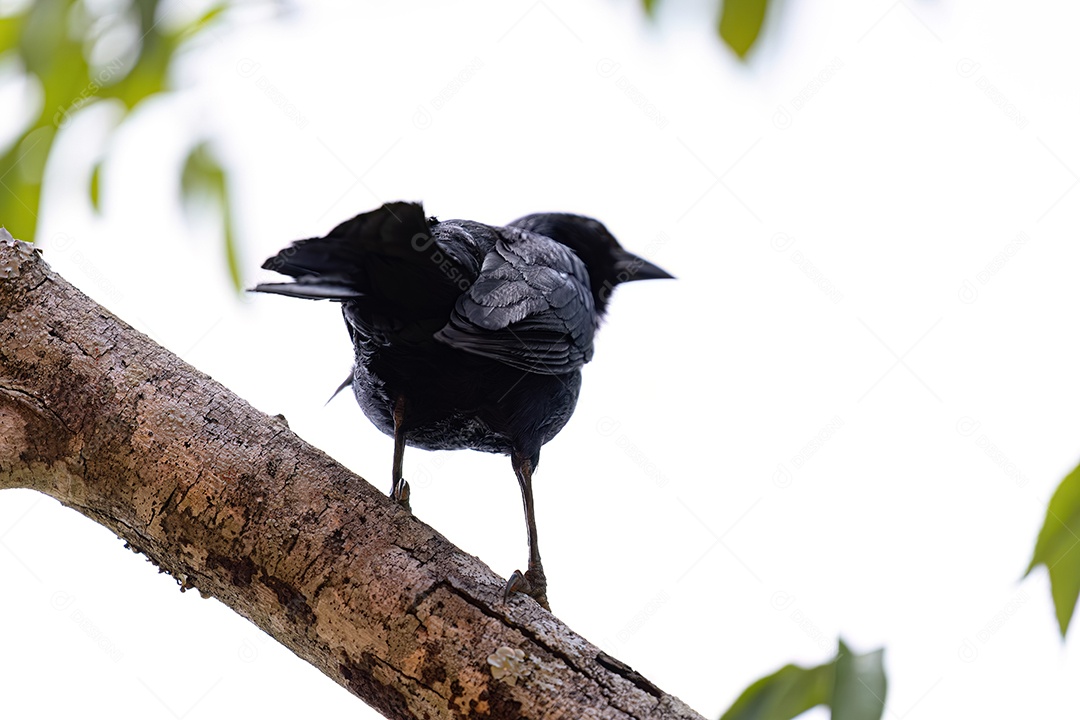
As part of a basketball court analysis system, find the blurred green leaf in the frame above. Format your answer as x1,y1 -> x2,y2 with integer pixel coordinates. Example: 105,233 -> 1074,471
0,0 -> 233,248
720,658 -> 832,720
0,12 -> 24,50
182,142 -> 243,291
1027,459 -> 1080,635
188,3 -> 229,36
721,639 -> 886,720
0,146 -> 42,241
182,142 -> 224,202
639,0 -> 773,58
17,1 -> 69,76
16,125 -> 54,185
833,640 -> 887,720
223,203 -> 242,291
718,0 -> 769,59
90,160 -> 103,213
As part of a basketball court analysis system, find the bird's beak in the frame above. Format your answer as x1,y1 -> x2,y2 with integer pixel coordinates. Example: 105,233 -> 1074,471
614,250 -> 674,282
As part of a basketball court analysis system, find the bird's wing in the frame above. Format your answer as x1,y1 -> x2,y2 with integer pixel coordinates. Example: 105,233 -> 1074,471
434,227 -> 596,375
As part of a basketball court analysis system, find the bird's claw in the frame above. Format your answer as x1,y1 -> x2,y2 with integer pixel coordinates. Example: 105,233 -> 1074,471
391,477 -> 411,511
504,567 -> 550,611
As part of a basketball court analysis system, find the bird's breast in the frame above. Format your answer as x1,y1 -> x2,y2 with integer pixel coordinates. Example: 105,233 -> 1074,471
349,344 -> 581,458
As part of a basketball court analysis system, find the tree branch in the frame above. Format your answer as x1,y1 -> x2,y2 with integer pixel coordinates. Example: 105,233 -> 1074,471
0,236 -> 704,720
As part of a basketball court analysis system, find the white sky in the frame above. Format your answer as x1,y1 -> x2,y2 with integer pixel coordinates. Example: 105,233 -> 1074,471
3,0 -> 1080,718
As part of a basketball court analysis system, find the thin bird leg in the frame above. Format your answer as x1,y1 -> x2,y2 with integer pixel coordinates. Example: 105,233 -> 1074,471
390,395 -> 411,511
504,451 -> 550,610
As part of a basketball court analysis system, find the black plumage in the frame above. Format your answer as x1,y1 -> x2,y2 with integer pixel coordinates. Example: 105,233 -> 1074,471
254,201 -> 671,609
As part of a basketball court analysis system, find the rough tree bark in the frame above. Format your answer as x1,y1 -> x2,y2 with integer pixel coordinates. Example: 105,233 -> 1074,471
0,235 -> 704,720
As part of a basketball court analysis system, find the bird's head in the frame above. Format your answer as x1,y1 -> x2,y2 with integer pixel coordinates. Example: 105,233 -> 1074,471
508,213 -> 673,314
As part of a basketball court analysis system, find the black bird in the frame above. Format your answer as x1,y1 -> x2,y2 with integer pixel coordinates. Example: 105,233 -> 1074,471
253,202 -> 671,609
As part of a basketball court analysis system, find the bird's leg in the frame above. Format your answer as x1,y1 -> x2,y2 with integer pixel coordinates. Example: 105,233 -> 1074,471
504,451 -> 550,610
390,395 -> 411,511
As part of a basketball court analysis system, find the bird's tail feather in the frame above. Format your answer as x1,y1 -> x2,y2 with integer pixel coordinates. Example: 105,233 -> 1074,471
250,281 -> 363,300
254,201 -> 432,291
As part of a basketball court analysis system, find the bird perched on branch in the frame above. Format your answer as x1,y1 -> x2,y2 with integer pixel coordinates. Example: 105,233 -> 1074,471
254,202 -> 671,610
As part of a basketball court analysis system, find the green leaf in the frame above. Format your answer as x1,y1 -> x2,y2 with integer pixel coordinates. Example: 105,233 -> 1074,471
720,639 -> 886,720
89,159 -> 103,213
833,640 -> 887,720
0,122 -> 54,242
4,0 -> 236,250
181,141 -> 243,291
0,12 -> 24,52
17,0 -> 68,76
222,202 -> 242,292
1026,459 -> 1080,635
720,659 -> 832,720
15,125 -> 54,185
185,3 -> 229,37
718,0 -> 769,59
0,150 -> 42,242
181,141 -> 224,200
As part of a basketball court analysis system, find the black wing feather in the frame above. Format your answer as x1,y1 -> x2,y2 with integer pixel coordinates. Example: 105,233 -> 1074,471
435,227 -> 595,375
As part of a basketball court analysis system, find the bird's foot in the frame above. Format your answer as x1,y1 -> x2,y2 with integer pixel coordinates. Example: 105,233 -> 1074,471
504,565 -> 549,611
390,477 -> 411,512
